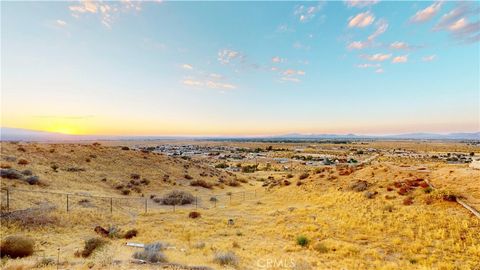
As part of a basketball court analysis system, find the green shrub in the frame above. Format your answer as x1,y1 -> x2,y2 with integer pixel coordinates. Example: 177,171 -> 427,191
77,237 -> 107,258
296,235 -> 309,247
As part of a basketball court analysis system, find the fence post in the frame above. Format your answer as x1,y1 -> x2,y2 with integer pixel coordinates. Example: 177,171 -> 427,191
6,189 -> 9,211
229,194 -> 232,204
254,189 -> 256,198
145,198 -> 147,213
66,194 -> 69,212
195,196 -> 198,209
214,196 -> 217,208
110,198 -> 113,214
56,248 -> 60,270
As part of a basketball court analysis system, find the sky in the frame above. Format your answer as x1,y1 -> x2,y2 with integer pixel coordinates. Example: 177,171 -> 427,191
1,0 -> 479,136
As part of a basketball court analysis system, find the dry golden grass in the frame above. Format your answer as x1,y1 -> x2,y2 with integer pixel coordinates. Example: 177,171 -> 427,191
1,141 -> 479,269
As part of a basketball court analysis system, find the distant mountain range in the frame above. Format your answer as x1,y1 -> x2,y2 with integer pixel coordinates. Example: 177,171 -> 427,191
1,127 -> 479,142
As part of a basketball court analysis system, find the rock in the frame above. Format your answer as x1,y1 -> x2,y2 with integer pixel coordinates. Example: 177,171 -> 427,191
364,191 -> 378,199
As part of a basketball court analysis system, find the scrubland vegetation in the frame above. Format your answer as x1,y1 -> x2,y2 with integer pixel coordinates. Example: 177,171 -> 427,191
1,141 -> 479,269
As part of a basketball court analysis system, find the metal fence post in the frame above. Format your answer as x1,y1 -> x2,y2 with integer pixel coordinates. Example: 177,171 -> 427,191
66,194 -> 69,212
195,196 -> 198,209
6,189 -> 10,211
145,198 -> 147,213
110,198 -> 113,214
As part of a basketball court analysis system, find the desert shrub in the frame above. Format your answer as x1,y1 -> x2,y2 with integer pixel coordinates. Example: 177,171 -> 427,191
21,170 -> 32,176
314,242 -> 328,253
0,164 -> 11,169
213,251 -> 238,266
286,174 -> 294,179
17,159 -> 28,165
184,174 -> 193,180
296,235 -> 309,247
133,249 -> 167,263
188,211 -> 201,219
1,169 -> 23,179
121,189 -> 131,195
50,164 -> 59,172
403,197 -> 414,205
124,229 -> 138,239
121,146 -> 130,150
0,235 -> 34,258
85,158 -> 91,163
215,163 -> 228,169
241,165 -> 257,173
66,167 -> 85,172
77,237 -> 107,258
131,174 -> 140,180
34,257 -> 55,267
26,176 -> 39,185
17,147 -> 26,152
298,173 -> 309,180
210,197 -> 218,202
115,184 -> 124,190
225,179 -> 240,187
190,180 -> 213,189
132,186 -> 142,193
1,207 -> 57,228
158,190 -> 194,205
424,187 -> 433,194
140,178 -> 150,185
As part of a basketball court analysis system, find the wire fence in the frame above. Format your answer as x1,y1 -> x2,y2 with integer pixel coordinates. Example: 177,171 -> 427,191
0,187 -> 267,215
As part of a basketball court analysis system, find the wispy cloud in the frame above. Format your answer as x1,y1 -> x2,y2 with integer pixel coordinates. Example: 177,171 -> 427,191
347,41 -> 369,50
389,41 -> 409,50
182,78 -> 236,90
281,77 -> 301,83
368,19 -> 388,40
361,53 -> 392,62
348,11 -> 375,28
410,1 -> 442,23
392,55 -> 408,63
272,56 -> 285,63
357,63 -> 380,68
56,20 -> 67,27
422,55 -> 436,62
69,0 -> 144,28
293,41 -> 310,50
347,18 -> 388,50
433,3 -> 480,44
375,68 -> 384,73
181,64 -> 193,70
294,2 -> 325,23
344,0 -> 379,8
217,49 -> 243,65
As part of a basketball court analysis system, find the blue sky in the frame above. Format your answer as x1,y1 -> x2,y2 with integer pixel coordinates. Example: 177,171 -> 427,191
1,1 -> 479,136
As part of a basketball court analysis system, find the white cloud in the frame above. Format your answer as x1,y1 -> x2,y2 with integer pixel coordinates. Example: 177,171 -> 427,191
392,55 -> 408,63
348,11 -> 375,28
69,0 -> 143,28
294,3 -> 325,23
347,41 -> 369,50
293,41 -> 310,50
375,68 -> 384,73
357,63 -> 380,68
209,73 -> 223,79
282,69 -> 305,76
183,79 -> 203,87
410,1 -> 442,23
361,53 -> 392,62
272,56 -> 285,63
183,78 -> 236,90
434,3 -> 480,44
281,77 -> 301,83
422,55 -> 436,62
217,49 -> 242,64
344,0 -> 379,8
389,41 -> 409,50
368,19 -> 388,40
56,20 -> 67,26
181,64 -> 193,70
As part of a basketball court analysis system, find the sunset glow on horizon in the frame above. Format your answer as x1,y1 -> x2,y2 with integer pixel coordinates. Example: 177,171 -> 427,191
2,1 -> 479,136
